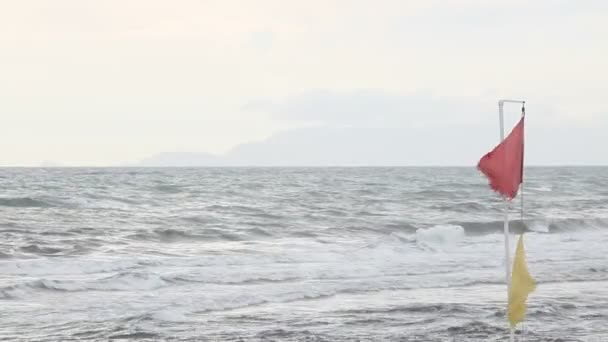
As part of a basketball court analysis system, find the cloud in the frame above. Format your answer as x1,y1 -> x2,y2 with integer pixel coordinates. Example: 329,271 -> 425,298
249,31 -> 274,51
1,1 -> 607,165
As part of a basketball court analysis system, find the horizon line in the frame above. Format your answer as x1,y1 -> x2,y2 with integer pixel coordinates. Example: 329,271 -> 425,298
1,164 -> 607,168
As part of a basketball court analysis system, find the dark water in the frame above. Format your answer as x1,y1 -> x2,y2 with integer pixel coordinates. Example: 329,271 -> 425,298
0,167 -> 607,341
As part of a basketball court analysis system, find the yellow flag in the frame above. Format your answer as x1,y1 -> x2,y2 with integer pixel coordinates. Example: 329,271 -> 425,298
508,234 -> 536,327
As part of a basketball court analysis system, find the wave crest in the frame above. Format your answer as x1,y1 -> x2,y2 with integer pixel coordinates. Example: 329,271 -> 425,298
416,225 -> 465,251
451,218 -> 608,235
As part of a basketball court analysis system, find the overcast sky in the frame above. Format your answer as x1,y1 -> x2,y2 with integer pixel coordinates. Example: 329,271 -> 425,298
1,1 -> 607,166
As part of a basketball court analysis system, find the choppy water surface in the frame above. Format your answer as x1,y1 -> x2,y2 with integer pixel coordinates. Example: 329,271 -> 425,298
1,167 -> 607,341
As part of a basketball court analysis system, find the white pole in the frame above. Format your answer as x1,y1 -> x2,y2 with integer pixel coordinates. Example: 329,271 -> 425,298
499,101 -> 515,342
520,105 -> 525,222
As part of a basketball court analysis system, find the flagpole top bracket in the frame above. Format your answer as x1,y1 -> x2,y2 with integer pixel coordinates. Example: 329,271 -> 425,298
499,99 -> 526,105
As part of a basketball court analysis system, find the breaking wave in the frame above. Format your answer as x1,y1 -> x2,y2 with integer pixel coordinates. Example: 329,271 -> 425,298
450,218 -> 608,235
19,244 -> 65,255
416,225 -> 465,251
5,272 -> 170,293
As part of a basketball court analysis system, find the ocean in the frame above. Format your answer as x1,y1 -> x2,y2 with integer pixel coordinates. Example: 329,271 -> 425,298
0,167 -> 607,341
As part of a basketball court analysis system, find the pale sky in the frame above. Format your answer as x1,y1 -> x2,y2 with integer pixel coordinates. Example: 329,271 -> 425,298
1,1 -> 607,166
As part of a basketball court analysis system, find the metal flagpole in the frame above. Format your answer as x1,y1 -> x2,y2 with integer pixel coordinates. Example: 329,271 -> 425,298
498,100 -> 513,342
498,99 -> 525,342
520,104 -> 526,222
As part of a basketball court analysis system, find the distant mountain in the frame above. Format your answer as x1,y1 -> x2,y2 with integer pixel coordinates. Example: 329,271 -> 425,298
137,123 -> 498,167
136,109 -> 608,167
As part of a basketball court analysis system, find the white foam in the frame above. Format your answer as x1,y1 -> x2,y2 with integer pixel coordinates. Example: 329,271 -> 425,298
17,272 -> 169,293
527,220 -> 550,233
152,309 -> 189,322
0,258 -> 141,277
93,272 -> 168,291
415,225 -> 465,251
531,185 -> 553,192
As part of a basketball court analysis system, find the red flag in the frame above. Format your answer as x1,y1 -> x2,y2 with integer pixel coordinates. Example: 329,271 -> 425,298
478,117 -> 524,200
